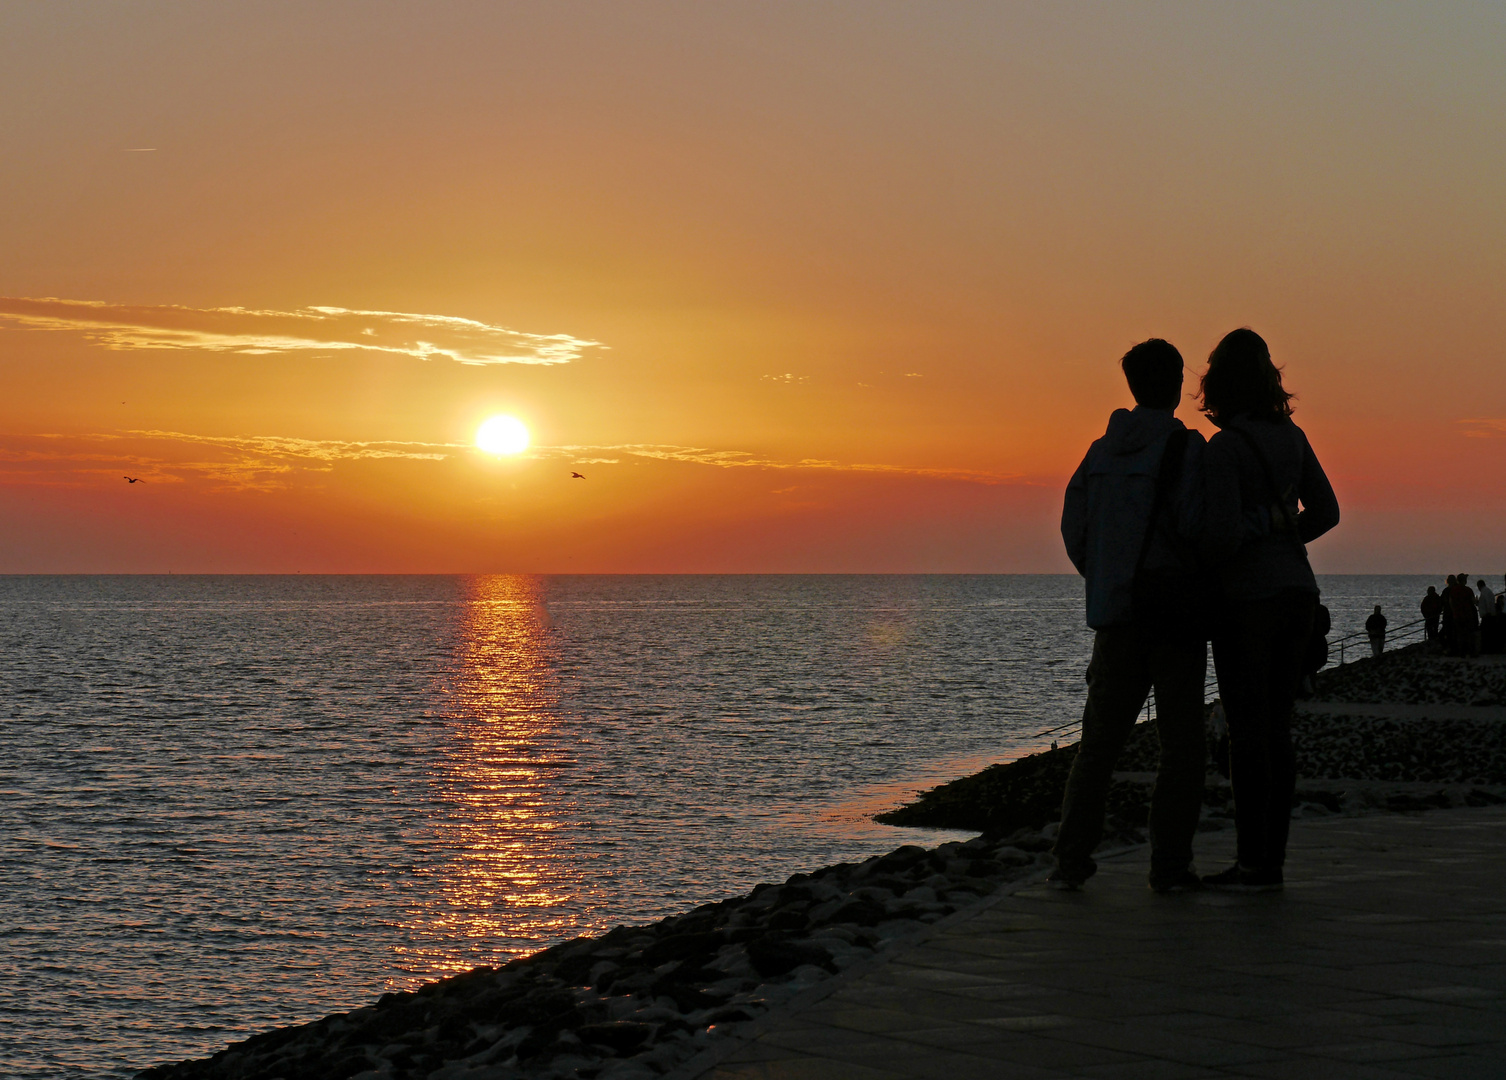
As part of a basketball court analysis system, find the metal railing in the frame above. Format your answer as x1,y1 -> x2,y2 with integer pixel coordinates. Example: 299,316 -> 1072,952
1024,615 -> 1432,750
1328,617 -> 1426,666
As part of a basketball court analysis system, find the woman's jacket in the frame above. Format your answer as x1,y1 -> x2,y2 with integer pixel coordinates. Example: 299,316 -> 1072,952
1204,415 -> 1339,603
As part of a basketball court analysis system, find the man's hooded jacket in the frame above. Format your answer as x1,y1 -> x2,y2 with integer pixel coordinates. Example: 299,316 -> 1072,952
1061,406 -> 1205,630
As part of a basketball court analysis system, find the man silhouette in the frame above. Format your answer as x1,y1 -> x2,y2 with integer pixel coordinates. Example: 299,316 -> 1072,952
1366,605 -> 1387,657
1421,586 -> 1442,642
1055,339 -> 1208,893
1448,573 -> 1478,656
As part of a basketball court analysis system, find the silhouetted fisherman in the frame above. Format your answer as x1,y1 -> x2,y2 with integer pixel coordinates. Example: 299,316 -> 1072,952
1054,338 -> 1209,895
1366,605 -> 1387,657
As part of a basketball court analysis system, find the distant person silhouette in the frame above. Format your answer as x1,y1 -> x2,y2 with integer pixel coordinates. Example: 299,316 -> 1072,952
1200,328 -> 1339,892
1479,580 -> 1504,654
1366,606 -> 1387,657
1054,338 -> 1209,895
1447,573 -> 1478,656
1421,586 -> 1443,642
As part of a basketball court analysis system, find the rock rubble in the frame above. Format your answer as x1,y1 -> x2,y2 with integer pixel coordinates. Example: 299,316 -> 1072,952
1309,644 -> 1506,706
137,832 -> 1056,1080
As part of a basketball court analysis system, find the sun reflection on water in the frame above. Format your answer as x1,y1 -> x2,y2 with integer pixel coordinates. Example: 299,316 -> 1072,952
400,574 -> 575,977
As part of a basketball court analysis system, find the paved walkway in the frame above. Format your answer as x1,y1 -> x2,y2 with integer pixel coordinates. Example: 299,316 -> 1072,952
692,807 -> 1506,1079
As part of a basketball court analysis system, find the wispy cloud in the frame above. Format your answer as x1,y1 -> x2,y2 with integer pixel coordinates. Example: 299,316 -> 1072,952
0,296 -> 601,366
1458,418 -> 1506,438
543,444 -> 1018,484
0,431 -> 463,491
0,432 -> 1018,492
128,430 -> 459,462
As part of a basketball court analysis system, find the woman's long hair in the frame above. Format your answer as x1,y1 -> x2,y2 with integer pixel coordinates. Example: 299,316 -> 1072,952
1197,328 -> 1294,425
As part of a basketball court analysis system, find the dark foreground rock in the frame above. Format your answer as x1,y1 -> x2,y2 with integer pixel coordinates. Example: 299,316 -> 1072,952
136,831 -> 1057,1080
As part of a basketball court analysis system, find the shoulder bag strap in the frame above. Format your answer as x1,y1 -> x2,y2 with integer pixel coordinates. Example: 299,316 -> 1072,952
1229,425 -> 1309,563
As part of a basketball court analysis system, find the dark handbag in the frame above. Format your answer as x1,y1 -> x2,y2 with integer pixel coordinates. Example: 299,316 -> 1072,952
1130,428 -> 1213,640
1305,603 -> 1331,673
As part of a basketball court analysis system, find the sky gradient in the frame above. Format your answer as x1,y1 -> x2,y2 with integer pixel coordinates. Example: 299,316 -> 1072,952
3,2 -> 1503,572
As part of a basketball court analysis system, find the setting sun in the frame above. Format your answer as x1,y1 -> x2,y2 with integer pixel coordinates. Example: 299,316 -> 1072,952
475,415 -> 530,456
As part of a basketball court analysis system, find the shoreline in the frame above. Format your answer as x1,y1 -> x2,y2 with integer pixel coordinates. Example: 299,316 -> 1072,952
137,642 -> 1506,1080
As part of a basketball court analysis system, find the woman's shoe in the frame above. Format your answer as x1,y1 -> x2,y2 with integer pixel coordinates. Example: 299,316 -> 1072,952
1202,864 -> 1283,892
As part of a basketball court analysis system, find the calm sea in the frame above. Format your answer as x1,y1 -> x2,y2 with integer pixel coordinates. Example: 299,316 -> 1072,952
0,574 -> 1436,1077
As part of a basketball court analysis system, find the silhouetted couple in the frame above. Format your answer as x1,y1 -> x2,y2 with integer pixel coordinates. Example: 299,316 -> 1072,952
1053,329 -> 1340,894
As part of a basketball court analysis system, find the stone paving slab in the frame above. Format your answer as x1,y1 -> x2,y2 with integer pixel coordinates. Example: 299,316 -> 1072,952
688,807 -> 1506,1079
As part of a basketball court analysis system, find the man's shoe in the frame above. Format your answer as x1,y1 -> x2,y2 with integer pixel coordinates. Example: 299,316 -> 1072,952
1046,869 -> 1085,891
1202,864 -> 1283,892
1149,869 -> 1204,894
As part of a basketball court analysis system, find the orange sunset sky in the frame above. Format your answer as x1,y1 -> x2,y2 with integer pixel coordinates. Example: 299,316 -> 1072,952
2,3 -> 1503,573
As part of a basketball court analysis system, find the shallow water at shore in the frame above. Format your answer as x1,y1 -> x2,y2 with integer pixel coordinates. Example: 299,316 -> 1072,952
0,573 -> 1437,1077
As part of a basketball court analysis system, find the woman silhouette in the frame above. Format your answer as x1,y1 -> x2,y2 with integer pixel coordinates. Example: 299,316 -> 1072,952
1200,329 -> 1340,891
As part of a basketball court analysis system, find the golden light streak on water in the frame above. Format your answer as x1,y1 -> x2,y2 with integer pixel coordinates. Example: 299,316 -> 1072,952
400,574 -> 574,976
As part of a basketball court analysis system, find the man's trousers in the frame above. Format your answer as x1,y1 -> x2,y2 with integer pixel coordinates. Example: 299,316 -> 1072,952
1054,625 -> 1208,881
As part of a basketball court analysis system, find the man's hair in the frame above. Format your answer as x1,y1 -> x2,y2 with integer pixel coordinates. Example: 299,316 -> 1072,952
1120,338 -> 1184,408
1198,327 -> 1294,423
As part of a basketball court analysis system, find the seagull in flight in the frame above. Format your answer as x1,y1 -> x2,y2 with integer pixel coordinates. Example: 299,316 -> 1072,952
571,471 -> 586,479
124,476 -> 143,484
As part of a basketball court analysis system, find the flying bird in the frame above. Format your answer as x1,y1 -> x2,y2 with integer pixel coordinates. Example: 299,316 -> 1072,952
571,471 -> 585,479
124,476 -> 143,484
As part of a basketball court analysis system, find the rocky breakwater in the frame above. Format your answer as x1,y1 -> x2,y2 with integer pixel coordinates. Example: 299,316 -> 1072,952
883,643 -> 1506,837
137,832 -> 1057,1080
1289,643 -> 1506,811
1311,642 -> 1506,706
